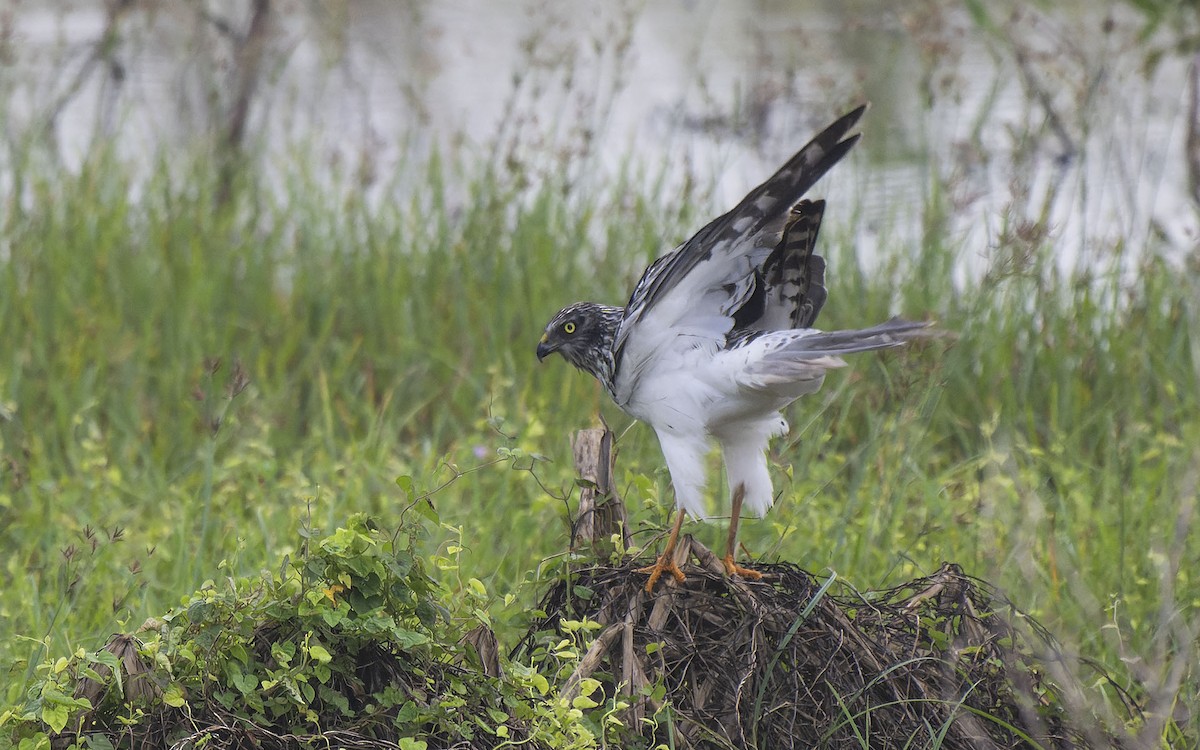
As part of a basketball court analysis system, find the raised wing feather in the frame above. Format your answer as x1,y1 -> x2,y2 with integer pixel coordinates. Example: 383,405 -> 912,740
761,199 -> 827,330
726,198 -> 828,347
611,105 -> 866,406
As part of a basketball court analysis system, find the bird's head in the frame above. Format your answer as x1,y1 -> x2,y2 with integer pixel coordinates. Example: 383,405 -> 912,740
536,302 -> 623,385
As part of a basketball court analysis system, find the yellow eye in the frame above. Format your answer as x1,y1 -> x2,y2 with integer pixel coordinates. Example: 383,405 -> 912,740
563,322 -> 576,334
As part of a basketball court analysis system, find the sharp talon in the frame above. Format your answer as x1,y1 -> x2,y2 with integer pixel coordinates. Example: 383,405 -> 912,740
637,556 -> 686,592
722,554 -> 763,581
638,508 -> 688,592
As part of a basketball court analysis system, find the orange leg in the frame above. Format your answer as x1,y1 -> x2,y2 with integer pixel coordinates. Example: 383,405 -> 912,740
637,508 -> 688,592
723,484 -> 762,581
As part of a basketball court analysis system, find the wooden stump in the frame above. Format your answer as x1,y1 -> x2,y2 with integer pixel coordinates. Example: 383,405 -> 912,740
570,427 -> 630,557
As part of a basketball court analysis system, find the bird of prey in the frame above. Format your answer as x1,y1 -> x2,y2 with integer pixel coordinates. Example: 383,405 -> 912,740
536,105 -> 930,591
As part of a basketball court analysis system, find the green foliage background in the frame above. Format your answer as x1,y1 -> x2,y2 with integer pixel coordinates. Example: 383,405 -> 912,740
1,2 -> 1198,743
1,131 -> 1196,744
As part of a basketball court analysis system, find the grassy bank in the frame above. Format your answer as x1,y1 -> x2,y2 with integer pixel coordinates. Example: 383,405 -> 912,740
0,132 -> 1196,744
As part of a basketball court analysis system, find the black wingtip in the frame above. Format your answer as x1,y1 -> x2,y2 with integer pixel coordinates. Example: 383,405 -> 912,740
818,102 -> 870,151
833,102 -> 869,134
758,103 -> 869,200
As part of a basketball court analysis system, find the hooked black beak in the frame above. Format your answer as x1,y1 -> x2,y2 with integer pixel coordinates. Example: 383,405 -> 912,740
536,334 -> 555,362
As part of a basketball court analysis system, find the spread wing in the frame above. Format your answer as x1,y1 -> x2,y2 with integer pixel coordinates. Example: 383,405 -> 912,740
611,105 -> 866,406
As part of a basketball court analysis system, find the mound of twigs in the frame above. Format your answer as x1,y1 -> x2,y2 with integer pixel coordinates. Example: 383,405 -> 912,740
517,536 -> 1133,749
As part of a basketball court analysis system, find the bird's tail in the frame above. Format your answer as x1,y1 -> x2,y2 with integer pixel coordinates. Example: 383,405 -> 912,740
787,317 -> 935,358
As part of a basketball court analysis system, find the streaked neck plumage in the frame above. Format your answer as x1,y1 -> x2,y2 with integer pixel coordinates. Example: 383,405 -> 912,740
567,303 -> 623,395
